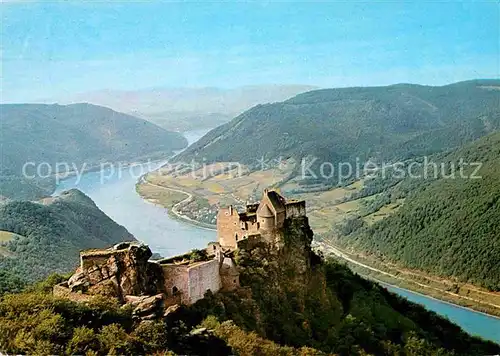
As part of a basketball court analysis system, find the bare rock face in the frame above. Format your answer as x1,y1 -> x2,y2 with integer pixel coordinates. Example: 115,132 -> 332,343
163,303 -> 181,318
67,268 -> 88,292
67,243 -> 163,302
125,294 -> 165,320
282,216 -> 315,276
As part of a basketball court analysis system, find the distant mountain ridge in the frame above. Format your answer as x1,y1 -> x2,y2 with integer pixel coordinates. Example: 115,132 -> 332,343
1,103 -> 187,175
0,189 -> 135,292
176,80 -> 500,178
58,85 -> 318,114
48,85 -> 317,131
0,103 -> 187,200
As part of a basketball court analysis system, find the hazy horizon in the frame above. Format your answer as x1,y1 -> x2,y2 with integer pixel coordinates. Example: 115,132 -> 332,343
2,2 -> 499,102
3,79 -> 500,106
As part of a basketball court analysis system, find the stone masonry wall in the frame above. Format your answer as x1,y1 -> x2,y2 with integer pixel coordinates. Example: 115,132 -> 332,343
81,254 -> 113,270
217,207 -> 241,248
162,264 -> 190,304
242,219 -> 260,235
187,259 -> 222,304
276,210 -> 286,229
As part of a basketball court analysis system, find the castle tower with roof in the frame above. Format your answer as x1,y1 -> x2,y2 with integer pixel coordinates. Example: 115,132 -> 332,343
216,189 -> 306,249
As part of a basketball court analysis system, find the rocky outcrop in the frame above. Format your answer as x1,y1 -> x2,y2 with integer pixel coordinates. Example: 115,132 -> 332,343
66,242 -> 164,302
55,240 -> 241,322
125,294 -> 165,320
163,303 -> 182,318
281,216 -> 318,275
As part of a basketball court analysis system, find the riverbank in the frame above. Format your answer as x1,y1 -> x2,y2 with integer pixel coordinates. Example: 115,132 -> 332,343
316,240 -> 500,318
50,127 -> 499,342
136,177 -> 216,231
137,176 -> 500,317
135,163 -> 500,319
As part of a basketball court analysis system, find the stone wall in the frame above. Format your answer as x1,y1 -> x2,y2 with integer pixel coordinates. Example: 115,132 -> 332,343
80,253 -> 114,270
221,273 -> 239,292
161,259 -> 223,305
206,242 -> 221,256
66,243 -> 162,302
276,210 -> 286,229
237,233 -> 262,250
241,219 -> 260,235
256,213 -> 274,231
220,257 -> 239,292
216,207 -> 241,248
162,264 -> 190,304
187,259 -> 222,304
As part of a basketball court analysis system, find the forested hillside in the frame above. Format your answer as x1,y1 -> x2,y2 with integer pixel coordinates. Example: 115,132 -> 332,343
176,80 -> 500,179
0,176 -> 56,202
336,132 -> 500,290
0,103 -> 187,200
0,189 -> 135,293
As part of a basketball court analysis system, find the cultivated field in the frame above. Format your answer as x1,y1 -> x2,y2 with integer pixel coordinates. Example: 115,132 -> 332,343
138,162 -> 404,234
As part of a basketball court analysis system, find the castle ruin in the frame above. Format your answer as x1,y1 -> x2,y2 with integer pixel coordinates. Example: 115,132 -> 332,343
54,189 -> 306,318
217,189 -> 306,249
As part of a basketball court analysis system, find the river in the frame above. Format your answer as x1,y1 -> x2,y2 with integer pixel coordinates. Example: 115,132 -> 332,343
384,284 -> 500,343
54,129 -> 216,258
54,129 -> 500,344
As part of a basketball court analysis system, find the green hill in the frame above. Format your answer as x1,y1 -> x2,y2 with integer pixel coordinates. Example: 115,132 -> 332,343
0,176 -> 56,201
176,80 -> 500,180
0,189 -> 135,293
0,103 -> 187,200
336,132 -> 500,290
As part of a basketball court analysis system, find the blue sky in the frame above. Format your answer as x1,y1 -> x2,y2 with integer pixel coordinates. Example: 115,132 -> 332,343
1,1 -> 499,102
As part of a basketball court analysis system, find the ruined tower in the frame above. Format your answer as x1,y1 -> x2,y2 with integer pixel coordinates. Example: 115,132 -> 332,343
216,189 -> 306,249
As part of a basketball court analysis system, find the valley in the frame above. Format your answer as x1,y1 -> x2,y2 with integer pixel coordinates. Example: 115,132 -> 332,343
2,128 -> 498,346
139,81 -> 500,315
318,242 -> 500,319
53,130 -> 216,258
51,143 -> 500,344
0,103 -> 188,201
3,3 -> 499,353
137,157 -> 500,319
